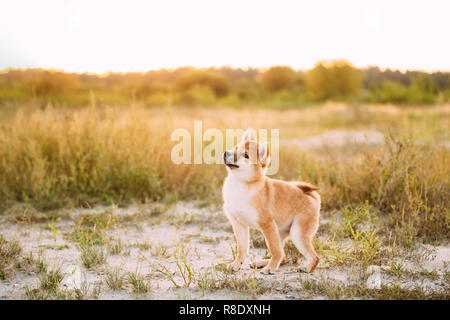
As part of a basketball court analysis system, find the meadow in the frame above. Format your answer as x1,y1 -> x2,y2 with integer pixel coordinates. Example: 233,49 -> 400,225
0,99 -> 448,300
1,101 -> 448,240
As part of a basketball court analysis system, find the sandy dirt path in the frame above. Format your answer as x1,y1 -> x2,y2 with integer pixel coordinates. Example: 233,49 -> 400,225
1,201 -> 449,300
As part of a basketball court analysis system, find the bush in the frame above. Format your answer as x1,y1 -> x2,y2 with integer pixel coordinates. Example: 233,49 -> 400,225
174,85 -> 216,106
306,60 -> 364,100
176,70 -> 229,97
408,74 -> 438,105
261,66 -> 296,93
0,69 -> 79,97
373,80 -> 410,104
368,75 -> 439,105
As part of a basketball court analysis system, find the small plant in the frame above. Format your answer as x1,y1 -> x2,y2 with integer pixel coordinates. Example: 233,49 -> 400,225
39,268 -> 63,291
349,223 -> 386,266
0,235 -> 22,260
174,211 -> 195,227
196,269 -> 270,298
199,235 -> 219,244
79,245 -> 106,269
0,235 -> 22,279
157,236 -> 193,287
24,286 -> 49,300
69,225 -> 106,246
40,244 -> 69,250
197,270 -> 212,296
134,242 -> 152,250
127,272 -> 149,293
46,217 -> 61,242
35,256 -> 48,274
107,238 -> 123,255
105,268 -> 124,290
78,212 -> 119,229
158,265 -> 178,287
332,204 -> 370,238
388,262 -> 405,278
302,279 -> 313,291
151,243 -> 171,258
173,240 -> 193,286
68,212 -> 118,246
25,281 -> 101,300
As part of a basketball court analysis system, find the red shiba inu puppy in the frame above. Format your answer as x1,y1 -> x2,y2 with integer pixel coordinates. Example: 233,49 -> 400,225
222,127 -> 320,274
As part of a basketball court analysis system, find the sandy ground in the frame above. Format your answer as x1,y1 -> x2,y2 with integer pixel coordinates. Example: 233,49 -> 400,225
281,127 -> 449,150
281,130 -> 385,150
1,201 -> 449,300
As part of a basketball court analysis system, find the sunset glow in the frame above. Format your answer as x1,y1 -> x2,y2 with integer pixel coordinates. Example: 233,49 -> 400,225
1,0 -> 449,73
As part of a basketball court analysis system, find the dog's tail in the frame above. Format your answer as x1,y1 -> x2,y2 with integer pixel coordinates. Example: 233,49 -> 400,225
293,181 -> 320,202
293,181 -> 318,194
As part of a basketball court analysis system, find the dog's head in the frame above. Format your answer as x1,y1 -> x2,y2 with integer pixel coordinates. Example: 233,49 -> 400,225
223,127 -> 270,181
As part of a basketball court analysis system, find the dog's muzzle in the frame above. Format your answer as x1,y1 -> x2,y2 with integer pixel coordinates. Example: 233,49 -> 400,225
223,151 -> 239,169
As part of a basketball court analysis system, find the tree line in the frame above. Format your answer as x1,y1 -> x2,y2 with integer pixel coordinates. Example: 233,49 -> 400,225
1,60 -> 449,107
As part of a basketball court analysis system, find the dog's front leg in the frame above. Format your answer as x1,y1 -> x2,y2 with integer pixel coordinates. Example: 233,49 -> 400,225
227,218 -> 249,272
259,219 -> 283,274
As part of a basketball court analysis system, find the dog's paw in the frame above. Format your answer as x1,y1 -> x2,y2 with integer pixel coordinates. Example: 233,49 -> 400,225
297,266 -> 311,273
227,261 -> 243,272
250,259 -> 269,269
260,266 -> 275,275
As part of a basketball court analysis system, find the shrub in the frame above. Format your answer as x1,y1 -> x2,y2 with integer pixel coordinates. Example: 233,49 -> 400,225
373,80 -> 410,104
306,60 -> 364,100
176,70 -> 229,97
408,74 -> 438,105
261,66 -> 296,93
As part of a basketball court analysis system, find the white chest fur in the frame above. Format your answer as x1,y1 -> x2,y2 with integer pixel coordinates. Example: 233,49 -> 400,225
222,174 -> 260,228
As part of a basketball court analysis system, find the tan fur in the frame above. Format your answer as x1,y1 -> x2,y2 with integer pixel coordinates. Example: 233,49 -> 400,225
223,127 -> 320,274
293,181 -> 319,194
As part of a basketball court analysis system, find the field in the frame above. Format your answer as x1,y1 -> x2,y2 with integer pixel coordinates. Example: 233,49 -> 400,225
0,102 -> 449,300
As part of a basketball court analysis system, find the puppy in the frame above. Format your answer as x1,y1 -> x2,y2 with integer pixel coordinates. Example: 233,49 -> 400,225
222,127 -> 320,274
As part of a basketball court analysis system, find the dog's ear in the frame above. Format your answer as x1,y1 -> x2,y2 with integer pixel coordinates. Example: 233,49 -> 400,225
242,127 -> 256,142
258,142 -> 270,167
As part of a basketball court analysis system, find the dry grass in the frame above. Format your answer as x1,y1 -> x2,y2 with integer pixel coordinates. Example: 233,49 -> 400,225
0,234 -> 22,279
301,279 -> 449,300
0,103 -> 448,245
105,268 -> 124,290
197,270 -> 271,298
127,272 -> 150,293
79,245 -> 106,269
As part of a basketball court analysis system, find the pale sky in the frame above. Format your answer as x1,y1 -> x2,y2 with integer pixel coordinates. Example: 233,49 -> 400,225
1,0 -> 449,73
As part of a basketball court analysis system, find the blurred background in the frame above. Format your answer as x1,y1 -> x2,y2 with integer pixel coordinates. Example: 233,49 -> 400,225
1,61 -> 449,107
1,0 -> 449,108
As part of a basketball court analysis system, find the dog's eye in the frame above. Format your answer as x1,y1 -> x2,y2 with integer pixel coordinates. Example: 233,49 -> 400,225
243,153 -> 249,159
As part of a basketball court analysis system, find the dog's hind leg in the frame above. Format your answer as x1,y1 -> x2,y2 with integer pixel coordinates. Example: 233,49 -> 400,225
289,215 -> 319,273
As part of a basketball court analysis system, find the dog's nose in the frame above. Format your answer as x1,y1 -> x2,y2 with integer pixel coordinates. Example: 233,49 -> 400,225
223,151 -> 235,164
